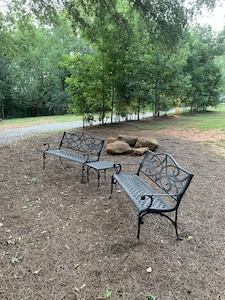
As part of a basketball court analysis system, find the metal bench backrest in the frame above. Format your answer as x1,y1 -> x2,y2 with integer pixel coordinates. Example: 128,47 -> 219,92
137,150 -> 194,204
59,131 -> 105,161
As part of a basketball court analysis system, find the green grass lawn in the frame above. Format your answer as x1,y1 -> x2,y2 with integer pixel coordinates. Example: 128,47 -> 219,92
136,105 -> 225,132
180,107 -> 225,131
1,114 -> 82,127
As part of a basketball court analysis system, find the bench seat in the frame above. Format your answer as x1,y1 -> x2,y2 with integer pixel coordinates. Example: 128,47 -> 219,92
44,149 -> 96,164
113,173 -> 171,212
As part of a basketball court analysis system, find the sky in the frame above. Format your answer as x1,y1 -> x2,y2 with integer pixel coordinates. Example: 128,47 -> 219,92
196,3 -> 225,31
0,1 -> 225,32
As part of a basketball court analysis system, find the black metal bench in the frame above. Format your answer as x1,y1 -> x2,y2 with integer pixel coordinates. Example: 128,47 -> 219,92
43,131 -> 105,181
110,150 -> 194,241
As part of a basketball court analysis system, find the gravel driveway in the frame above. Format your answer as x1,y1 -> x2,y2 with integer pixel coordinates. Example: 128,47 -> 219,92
0,111 -> 170,145
0,121 -> 84,144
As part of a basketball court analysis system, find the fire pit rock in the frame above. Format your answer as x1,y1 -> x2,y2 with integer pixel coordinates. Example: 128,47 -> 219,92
105,135 -> 159,155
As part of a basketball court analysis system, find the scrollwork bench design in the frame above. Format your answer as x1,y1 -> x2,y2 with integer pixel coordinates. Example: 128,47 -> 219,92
43,131 -> 105,181
110,150 -> 194,241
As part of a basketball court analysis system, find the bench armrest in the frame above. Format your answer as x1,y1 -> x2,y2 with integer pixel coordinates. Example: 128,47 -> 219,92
141,193 -> 179,208
113,163 -> 122,174
43,142 -> 58,150
43,142 -> 52,150
113,162 -> 140,174
82,152 -> 89,162
141,193 -> 178,200
140,195 -> 154,208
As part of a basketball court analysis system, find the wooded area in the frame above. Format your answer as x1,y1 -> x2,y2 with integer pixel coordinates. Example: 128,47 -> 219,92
0,0 -> 225,122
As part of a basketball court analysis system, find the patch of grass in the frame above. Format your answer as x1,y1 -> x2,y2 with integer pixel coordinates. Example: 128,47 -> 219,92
1,114 -> 82,127
105,290 -> 112,298
146,294 -> 157,300
137,105 -> 225,132
31,177 -> 39,184
215,139 -> 225,148
181,110 -> 225,131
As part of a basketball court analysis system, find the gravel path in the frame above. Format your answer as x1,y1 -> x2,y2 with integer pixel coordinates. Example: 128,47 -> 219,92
0,121 -> 84,144
0,110 -> 179,145
0,113 -> 151,145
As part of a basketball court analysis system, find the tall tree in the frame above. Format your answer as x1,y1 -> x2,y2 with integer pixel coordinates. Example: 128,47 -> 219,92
185,25 -> 222,110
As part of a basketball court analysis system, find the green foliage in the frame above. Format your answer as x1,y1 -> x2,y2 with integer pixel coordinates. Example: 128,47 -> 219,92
0,12 -> 90,118
62,52 -> 109,117
187,235 -> 194,241
105,290 -> 112,298
146,294 -> 156,300
31,177 -> 38,184
0,0 -> 224,120
11,254 -> 23,264
63,1 -> 193,121
185,25 -> 222,110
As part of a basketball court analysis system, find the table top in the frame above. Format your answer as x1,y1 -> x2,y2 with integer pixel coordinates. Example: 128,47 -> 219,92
85,160 -> 115,170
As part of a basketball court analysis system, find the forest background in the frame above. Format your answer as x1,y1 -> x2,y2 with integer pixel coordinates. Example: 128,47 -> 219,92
1,0 -> 225,124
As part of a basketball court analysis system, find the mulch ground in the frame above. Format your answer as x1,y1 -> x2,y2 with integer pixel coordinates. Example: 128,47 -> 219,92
0,118 -> 225,300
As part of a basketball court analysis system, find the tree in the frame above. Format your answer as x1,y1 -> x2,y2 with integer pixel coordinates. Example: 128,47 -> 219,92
0,56 -> 16,119
61,0 -> 196,121
214,27 -> 225,99
185,25 -> 222,110
1,12 -> 88,118
62,52 -> 106,123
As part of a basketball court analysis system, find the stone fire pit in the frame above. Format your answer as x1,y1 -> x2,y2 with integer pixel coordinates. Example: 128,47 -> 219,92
106,134 -> 159,155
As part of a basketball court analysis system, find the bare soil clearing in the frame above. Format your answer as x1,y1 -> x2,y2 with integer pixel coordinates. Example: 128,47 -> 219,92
1,118 -> 225,300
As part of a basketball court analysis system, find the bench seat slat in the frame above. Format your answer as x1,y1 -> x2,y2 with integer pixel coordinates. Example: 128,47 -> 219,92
45,149 -> 95,164
113,173 -> 171,212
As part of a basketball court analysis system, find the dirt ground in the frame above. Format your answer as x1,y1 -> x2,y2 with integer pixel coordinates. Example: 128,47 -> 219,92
1,118 -> 225,300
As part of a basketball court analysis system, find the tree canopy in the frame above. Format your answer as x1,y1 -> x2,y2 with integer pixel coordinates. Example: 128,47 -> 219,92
0,0 -> 224,120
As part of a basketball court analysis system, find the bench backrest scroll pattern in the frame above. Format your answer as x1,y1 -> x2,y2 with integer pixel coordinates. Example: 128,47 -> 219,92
138,150 -> 194,204
59,132 -> 105,160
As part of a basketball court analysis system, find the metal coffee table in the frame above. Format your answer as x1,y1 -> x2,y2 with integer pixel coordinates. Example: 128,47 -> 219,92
85,160 -> 115,190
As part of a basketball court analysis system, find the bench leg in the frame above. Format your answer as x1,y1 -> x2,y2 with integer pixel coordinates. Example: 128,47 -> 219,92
59,157 -> 64,166
81,164 -> 85,183
43,153 -> 46,169
137,215 -> 141,240
159,211 -> 183,240
97,170 -> 101,191
137,213 -> 145,240
109,176 -> 115,198
138,211 -> 182,241
174,210 -> 182,240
